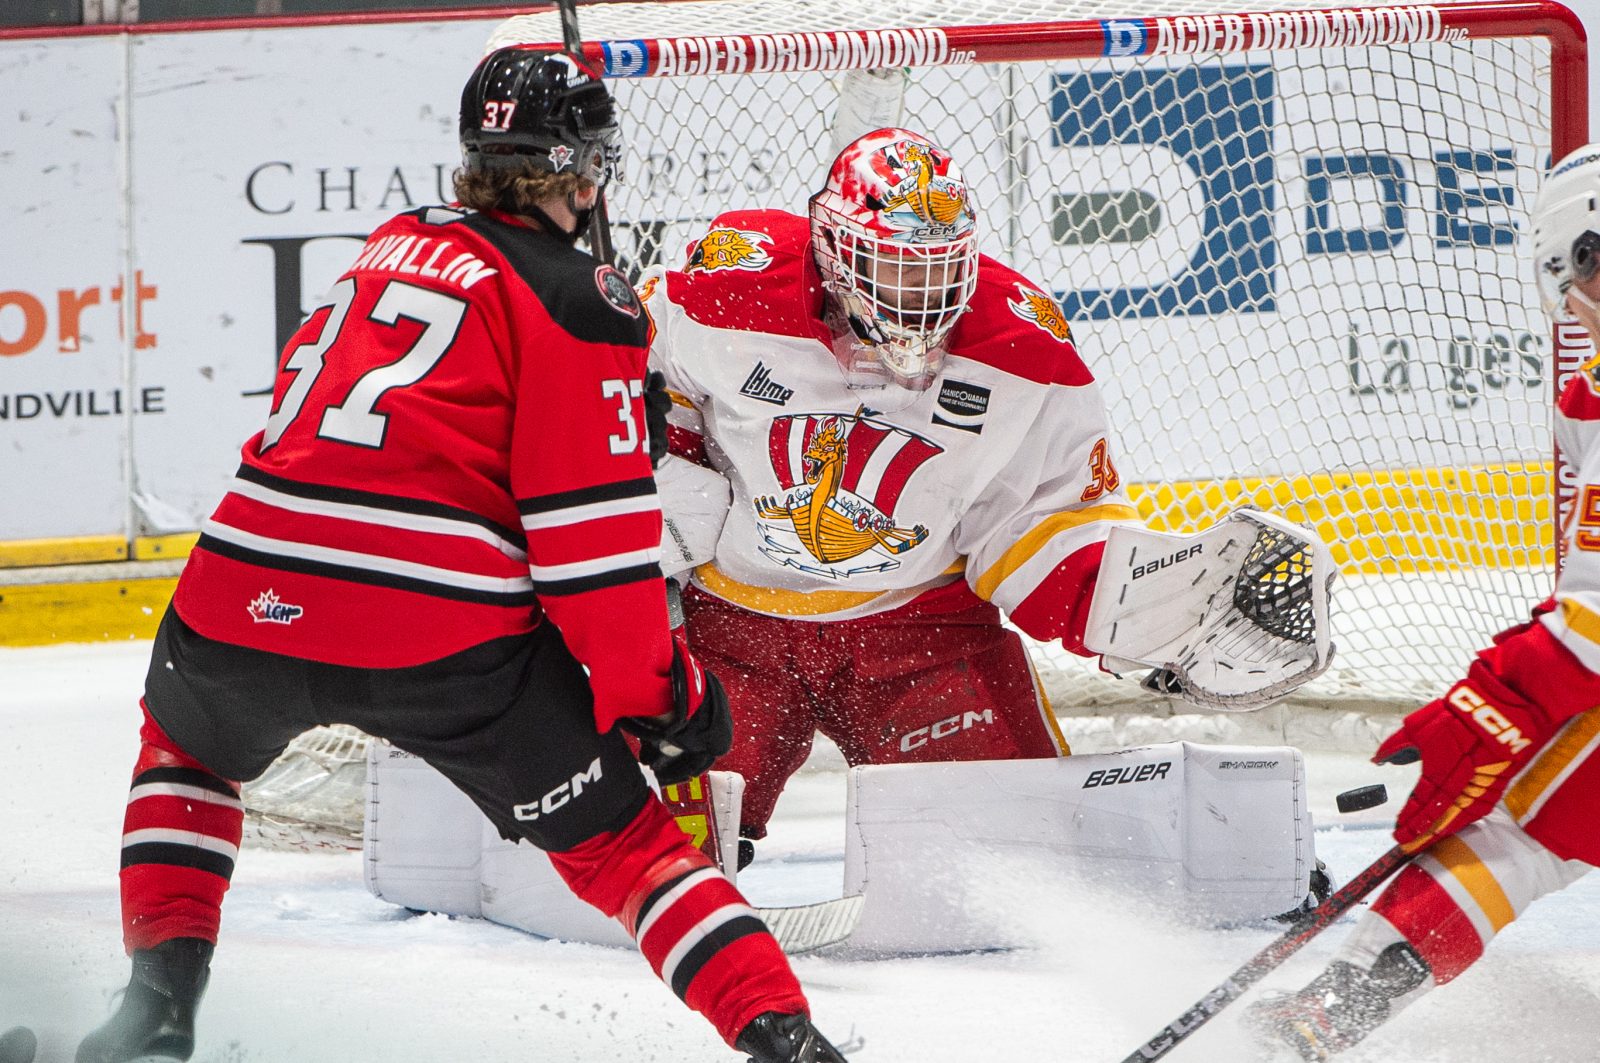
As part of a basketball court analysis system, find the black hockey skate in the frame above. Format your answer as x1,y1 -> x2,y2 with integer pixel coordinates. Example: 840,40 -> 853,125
735,1012 -> 849,1063
1244,942 -> 1430,1061
77,937 -> 213,1063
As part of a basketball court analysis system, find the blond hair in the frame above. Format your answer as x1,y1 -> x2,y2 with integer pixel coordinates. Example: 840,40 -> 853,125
452,164 -> 590,215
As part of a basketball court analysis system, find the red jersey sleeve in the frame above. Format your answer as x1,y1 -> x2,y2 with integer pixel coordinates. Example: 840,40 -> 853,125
497,223 -> 675,732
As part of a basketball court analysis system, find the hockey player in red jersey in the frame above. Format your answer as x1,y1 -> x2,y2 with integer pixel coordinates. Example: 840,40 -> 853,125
75,47 -> 846,1063
640,128 -> 1142,856
1246,144 -> 1600,1060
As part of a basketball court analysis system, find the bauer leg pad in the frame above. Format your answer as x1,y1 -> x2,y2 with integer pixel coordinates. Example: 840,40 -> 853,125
842,742 -> 1316,952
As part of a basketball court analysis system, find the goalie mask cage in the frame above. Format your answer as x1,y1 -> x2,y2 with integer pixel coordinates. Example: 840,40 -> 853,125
245,0 -> 1588,843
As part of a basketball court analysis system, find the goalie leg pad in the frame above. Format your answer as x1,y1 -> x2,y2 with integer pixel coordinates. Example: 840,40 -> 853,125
842,742 -> 1316,953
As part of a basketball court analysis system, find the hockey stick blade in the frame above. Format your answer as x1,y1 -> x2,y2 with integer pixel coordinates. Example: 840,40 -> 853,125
757,895 -> 864,956
1116,844 -> 1413,1062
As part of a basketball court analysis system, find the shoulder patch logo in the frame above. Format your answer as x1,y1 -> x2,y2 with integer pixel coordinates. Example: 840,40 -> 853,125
685,228 -> 773,274
1008,283 -> 1073,343
932,380 -> 990,434
595,265 -> 641,318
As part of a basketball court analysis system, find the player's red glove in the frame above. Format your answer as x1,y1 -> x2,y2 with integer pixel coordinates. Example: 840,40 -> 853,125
620,628 -> 732,786
1375,661 -> 1556,852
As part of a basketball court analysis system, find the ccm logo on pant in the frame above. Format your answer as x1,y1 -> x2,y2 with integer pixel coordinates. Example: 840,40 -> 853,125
1082,761 -> 1173,788
513,757 -> 603,821
899,709 -> 994,752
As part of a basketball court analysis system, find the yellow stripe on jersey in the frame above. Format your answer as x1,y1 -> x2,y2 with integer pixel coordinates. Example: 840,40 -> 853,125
1556,598 -> 1600,649
1505,707 -> 1600,822
694,559 -> 965,617
974,504 -> 1139,603
1432,834 -> 1517,932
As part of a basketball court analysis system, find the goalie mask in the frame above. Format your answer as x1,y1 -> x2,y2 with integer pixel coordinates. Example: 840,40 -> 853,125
459,47 -> 622,189
809,128 -> 979,393
1532,144 -> 1600,317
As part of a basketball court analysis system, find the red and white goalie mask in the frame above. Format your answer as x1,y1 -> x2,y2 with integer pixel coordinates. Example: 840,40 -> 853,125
809,128 -> 979,393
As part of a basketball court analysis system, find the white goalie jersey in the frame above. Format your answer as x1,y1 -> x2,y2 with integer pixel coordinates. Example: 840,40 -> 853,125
639,209 -> 1143,651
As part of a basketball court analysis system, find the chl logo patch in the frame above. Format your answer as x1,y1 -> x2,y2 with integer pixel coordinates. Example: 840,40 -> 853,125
931,380 -> 990,434
247,589 -> 303,625
595,265 -> 641,318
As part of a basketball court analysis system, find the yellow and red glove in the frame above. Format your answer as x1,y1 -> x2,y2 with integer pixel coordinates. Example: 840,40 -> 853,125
1376,661 -> 1555,852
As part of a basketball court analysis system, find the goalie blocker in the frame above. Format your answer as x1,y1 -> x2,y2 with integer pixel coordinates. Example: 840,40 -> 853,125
1084,508 -> 1337,710
365,741 -> 1318,952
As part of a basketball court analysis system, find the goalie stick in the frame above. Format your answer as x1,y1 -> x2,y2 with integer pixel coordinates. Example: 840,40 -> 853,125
758,894 -> 865,955
1116,844 -> 1414,1062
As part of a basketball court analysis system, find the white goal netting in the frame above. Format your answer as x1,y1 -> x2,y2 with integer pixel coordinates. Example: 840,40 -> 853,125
242,0 -> 1585,845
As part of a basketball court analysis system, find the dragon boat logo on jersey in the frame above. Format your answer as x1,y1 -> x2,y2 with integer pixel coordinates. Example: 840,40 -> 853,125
247,589 -> 304,625
685,228 -> 773,273
1009,284 -> 1073,342
754,407 -> 941,578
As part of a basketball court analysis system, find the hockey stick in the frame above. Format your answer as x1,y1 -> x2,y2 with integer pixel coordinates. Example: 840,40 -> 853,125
554,0 -> 617,264
758,894 -> 865,955
1116,844 -> 1414,1062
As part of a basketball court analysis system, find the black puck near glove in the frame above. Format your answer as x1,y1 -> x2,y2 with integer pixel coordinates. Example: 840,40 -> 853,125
621,632 -> 733,786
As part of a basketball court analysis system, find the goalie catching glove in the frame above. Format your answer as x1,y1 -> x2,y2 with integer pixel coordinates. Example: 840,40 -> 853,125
1082,508 -> 1336,711
620,629 -> 733,786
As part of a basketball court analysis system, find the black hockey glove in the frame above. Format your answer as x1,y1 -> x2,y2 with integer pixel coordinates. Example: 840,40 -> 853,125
621,634 -> 733,786
644,370 -> 672,469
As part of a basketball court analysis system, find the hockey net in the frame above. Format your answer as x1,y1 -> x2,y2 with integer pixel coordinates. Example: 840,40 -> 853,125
242,0 -> 1587,845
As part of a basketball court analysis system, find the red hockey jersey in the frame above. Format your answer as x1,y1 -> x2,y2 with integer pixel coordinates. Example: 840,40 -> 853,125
173,206 -> 673,731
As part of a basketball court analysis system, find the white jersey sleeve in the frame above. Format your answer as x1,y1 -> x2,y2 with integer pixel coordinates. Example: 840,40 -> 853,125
956,372 -> 1141,652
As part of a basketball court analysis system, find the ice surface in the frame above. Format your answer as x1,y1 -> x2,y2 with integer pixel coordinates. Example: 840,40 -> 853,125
3,642 -> 1598,1062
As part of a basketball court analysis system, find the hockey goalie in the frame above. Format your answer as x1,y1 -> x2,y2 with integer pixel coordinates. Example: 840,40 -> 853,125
364,116 -> 1339,953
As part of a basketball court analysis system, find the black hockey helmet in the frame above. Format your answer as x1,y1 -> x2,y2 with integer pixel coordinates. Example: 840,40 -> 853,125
459,47 -> 622,188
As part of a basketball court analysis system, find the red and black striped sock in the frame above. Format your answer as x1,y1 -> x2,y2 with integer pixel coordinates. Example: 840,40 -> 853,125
120,702 -> 243,953
548,798 -> 807,1045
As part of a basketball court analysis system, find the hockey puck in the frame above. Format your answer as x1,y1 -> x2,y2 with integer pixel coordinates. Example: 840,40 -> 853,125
0,1026 -> 36,1063
1335,783 -> 1389,814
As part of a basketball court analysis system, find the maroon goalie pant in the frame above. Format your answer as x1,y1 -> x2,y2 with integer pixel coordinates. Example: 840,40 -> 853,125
684,583 -> 1071,839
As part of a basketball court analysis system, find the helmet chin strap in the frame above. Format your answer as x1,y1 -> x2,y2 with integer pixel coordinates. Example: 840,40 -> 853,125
505,190 -> 593,247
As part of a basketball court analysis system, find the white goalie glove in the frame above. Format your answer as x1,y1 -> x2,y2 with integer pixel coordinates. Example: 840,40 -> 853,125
1082,508 -> 1336,711
656,454 -> 733,580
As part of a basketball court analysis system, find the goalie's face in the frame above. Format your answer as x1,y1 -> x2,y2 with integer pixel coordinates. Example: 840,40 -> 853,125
809,127 -> 979,393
